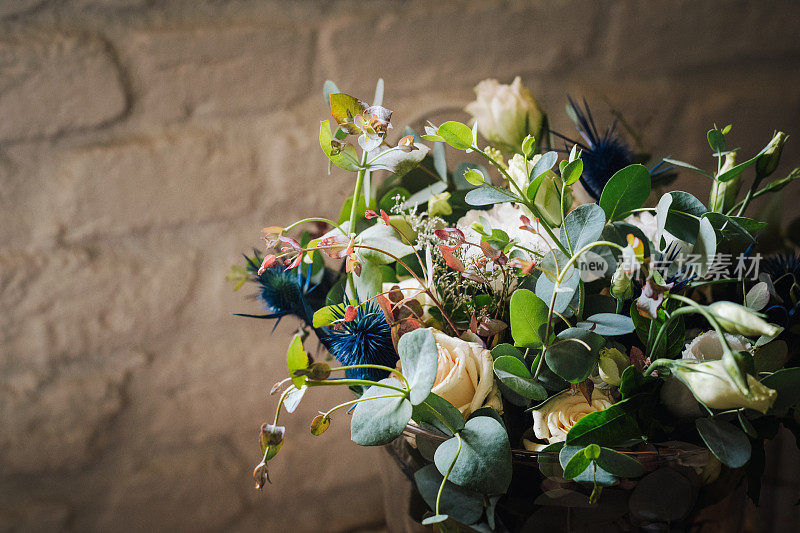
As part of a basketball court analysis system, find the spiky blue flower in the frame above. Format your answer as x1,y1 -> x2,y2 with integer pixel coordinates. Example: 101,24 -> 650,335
552,97 -> 675,201
236,252 -> 324,327
654,241 -> 696,291
762,252 -> 800,281
321,301 -> 398,381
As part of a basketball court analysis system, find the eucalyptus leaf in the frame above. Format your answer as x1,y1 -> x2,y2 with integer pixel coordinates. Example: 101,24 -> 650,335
695,417 -> 751,468
439,121 -> 474,150
465,186 -> 518,206
535,264 -> 579,316
598,164 -> 651,221
350,378 -> 412,446
595,447 -> 645,478
560,203 -> 606,253
561,159 -> 583,186
558,445 -> 616,486
629,468 -> 695,522
509,289 -> 550,348
544,337 -> 598,383
412,392 -> 465,435
663,191 -> 708,244
565,399 -> 642,446
286,335 -> 309,388
398,328 -> 439,405
414,464 -> 484,525
404,181 -> 448,206
490,343 -> 524,361
434,416 -> 512,494
530,151 -> 558,180
576,313 -> 635,336
494,356 -> 548,400
320,120 -> 360,172
562,448 -> 592,479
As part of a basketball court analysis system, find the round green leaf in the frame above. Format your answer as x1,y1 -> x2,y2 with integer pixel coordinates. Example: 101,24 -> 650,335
544,328 -> 603,384
583,444 -> 601,460
509,288 -> 550,348
695,417 -> 751,468
412,392 -> 465,435
565,399 -> 642,447
560,203 -> 606,253
562,448 -> 592,479
490,343 -> 523,361
595,447 -> 645,478
493,356 -> 548,400
438,121 -> 474,150
561,158 -> 583,186
598,164 -> 651,221
463,169 -> 485,186
576,313 -> 635,336
414,464 -> 484,525
530,151 -> 558,180
286,335 -> 309,388
465,186 -> 518,206
558,445 -> 616,486
350,378 -> 412,446
434,416 -> 512,494
398,328 -> 439,405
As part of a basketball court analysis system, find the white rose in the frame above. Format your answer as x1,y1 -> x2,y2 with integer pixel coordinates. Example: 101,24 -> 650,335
465,76 -> 543,151
661,331 -> 752,418
526,390 -> 614,451
429,329 -> 501,416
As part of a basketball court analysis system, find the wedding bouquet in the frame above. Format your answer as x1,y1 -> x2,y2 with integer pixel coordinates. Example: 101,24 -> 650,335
230,76 -> 800,531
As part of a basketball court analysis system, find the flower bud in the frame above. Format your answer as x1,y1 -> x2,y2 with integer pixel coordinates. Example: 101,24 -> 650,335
598,347 -> 630,387
671,359 -> 777,413
611,263 -> 633,300
708,301 -> 781,338
708,152 -> 740,213
756,131 -> 787,180
465,77 -> 544,152
428,192 -> 453,217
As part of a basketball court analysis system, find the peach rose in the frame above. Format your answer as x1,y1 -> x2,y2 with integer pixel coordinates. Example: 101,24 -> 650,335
429,329 -> 501,416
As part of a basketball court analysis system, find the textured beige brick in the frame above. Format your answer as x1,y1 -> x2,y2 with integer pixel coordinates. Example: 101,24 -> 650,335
125,25 -> 313,122
50,125 -> 263,240
317,1 -> 608,96
0,33 -> 127,142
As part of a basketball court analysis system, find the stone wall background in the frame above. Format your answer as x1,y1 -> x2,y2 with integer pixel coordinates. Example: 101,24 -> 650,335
1,1 -> 799,531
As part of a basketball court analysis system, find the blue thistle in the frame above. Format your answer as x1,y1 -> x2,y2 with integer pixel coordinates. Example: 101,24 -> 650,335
761,252 -> 800,329
321,301 -> 398,381
654,241 -> 696,291
762,252 -> 800,281
236,252 -> 326,328
551,97 -> 675,201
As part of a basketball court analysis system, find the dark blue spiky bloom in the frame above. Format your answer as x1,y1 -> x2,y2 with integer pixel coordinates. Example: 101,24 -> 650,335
237,252 -> 326,327
551,97 -> 675,201
321,301 -> 398,381
762,252 -> 800,281
761,252 -> 800,329
656,241 -> 696,291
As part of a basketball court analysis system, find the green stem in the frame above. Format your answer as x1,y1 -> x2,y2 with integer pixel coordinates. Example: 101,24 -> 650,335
347,151 -> 370,295
436,432 -> 462,516
473,146 -> 570,256
283,217 -> 346,236
306,378 -> 407,394
329,364 -> 409,389
322,393 -> 406,418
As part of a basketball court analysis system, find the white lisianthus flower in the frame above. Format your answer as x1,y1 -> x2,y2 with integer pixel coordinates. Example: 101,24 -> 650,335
458,203 -> 559,261
428,329 -> 501,415
671,359 -> 777,414
525,390 -> 614,451
624,211 -> 678,250
465,76 -> 543,152
661,331 -> 752,418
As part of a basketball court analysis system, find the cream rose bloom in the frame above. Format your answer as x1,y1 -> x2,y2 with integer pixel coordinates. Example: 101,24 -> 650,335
526,390 -> 614,451
429,329 -> 501,416
465,76 -> 543,151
